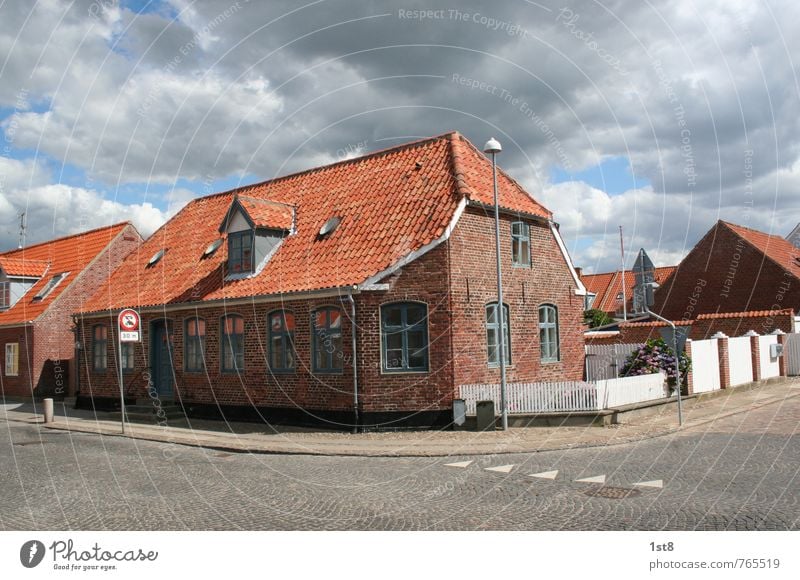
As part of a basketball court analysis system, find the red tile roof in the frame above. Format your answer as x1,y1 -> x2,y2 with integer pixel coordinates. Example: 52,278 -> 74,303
582,266 -> 677,314
0,256 -> 49,278
721,221 -> 800,280
696,309 -> 794,320
81,132 -> 553,313
0,223 -> 131,325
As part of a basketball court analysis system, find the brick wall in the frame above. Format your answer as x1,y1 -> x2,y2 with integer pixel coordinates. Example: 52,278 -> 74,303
654,222 -> 799,320
447,208 -> 584,386
0,325 -> 34,396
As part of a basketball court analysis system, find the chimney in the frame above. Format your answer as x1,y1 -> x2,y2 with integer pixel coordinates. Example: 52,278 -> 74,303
575,267 -> 583,279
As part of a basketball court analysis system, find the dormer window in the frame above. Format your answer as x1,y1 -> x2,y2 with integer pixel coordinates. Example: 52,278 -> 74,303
219,195 -> 294,279
0,281 -> 9,310
228,230 -> 254,274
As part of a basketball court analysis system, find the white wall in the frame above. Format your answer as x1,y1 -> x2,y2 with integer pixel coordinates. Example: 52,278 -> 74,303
690,338 -> 721,393
759,335 -> 780,379
728,336 -> 754,386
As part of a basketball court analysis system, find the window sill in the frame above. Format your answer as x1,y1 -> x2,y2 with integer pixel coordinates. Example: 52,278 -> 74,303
380,369 -> 430,375
488,364 -> 515,370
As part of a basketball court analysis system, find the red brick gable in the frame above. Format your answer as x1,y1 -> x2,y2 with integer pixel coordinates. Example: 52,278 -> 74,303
654,220 -> 800,320
81,132 -> 554,313
0,223 -> 131,325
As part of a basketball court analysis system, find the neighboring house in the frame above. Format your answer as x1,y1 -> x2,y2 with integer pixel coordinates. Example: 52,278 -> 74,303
787,222 -> 800,249
653,220 -> 799,328
0,223 -> 141,398
580,262 -> 676,318
75,132 -> 587,429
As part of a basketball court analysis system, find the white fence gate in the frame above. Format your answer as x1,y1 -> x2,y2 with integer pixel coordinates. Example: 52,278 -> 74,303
727,336 -> 754,386
759,335 -> 780,379
689,338 -> 721,393
585,343 -> 644,381
786,333 -> 800,376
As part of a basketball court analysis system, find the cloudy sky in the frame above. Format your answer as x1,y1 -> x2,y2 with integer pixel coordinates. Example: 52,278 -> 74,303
1,0 -> 798,272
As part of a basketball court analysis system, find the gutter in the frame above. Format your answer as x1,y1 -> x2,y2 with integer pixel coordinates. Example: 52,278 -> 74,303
346,291 -> 359,433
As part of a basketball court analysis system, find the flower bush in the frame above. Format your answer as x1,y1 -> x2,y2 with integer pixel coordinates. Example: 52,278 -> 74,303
620,337 -> 691,393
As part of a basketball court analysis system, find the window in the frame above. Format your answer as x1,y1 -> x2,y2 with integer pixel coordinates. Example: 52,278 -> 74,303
185,317 -> 206,372
221,315 -> 245,372
539,304 -> 560,362
5,343 -> 19,376
121,342 -> 135,372
313,307 -> 343,373
381,302 -> 429,372
269,311 -> 295,372
511,222 -> 531,267
228,231 -> 254,274
92,325 -> 108,371
0,282 -> 9,310
33,272 -> 67,301
485,302 -> 511,366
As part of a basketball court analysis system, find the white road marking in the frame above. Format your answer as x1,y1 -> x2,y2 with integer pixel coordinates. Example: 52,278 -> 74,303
444,461 -> 473,468
485,464 -> 515,474
575,474 -> 606,484
529,470 -> 559,480
635,480 -> 664,489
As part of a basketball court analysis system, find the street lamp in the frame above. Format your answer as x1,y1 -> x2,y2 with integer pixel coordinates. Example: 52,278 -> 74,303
643,282 -> 683,426
484,137 -> 508,431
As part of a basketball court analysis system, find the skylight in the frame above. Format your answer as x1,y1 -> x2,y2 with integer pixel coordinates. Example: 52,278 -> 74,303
32,272 -> 68,301
147,249 -> 166,267
203,238 -> 224,257
319,216 -> 341,237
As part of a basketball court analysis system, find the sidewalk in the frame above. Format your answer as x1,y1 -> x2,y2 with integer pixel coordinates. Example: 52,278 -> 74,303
2,378 -> 799,457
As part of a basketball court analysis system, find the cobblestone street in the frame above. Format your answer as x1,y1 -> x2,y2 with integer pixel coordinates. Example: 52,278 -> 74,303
1,396 -> 798,530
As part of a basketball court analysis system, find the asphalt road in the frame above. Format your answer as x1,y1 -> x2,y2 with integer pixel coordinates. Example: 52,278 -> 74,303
1,396 -> 798,530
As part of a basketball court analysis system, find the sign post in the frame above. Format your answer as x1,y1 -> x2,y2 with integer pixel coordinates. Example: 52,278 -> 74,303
117,308 -> 141,434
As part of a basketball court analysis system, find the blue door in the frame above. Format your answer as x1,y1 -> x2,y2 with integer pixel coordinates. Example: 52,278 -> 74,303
151,320 -> 174,399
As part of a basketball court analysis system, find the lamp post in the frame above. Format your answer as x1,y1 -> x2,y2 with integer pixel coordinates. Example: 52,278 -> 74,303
484,137 -> 508,431
643,282 -> 683,426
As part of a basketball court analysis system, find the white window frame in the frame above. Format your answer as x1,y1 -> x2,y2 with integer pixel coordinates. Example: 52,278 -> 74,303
5,343 -> 19,376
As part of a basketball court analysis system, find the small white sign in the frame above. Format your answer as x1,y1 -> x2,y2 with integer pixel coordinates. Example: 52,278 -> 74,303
120,331 -> 140,342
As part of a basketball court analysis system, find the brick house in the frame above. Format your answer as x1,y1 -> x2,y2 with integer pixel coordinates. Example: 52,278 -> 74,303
653,220 -> 798,328
0,223 -> 142,398
75,133 -> 586,429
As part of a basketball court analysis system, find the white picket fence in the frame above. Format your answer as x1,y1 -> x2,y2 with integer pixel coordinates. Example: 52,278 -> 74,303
689,338 -> 720,393
585,343 -> 644,381
459,372 -> 666,415
759,335 -> 780,379
727,336 -> 753,387
786,333 -> 800,376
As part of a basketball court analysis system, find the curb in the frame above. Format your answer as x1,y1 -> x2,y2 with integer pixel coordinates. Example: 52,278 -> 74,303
9,387 -> 793,457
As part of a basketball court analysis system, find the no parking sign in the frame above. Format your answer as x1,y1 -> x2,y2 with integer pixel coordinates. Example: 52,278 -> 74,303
118,308 -> 141,342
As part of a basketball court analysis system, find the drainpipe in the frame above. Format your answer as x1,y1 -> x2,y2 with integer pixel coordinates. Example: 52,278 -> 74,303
346,290 -> 359,433
71,314 -> 81,399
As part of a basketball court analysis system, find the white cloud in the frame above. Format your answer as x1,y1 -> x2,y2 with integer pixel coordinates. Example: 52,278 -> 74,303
0,157 -> 173,250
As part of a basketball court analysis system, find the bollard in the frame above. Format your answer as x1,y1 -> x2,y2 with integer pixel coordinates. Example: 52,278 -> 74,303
43,398 -> 54,424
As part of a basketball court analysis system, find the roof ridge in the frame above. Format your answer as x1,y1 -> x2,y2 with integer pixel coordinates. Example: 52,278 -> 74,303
720,219 -> 785,238
0,221 -> 131,257
190,132 -> 461,205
